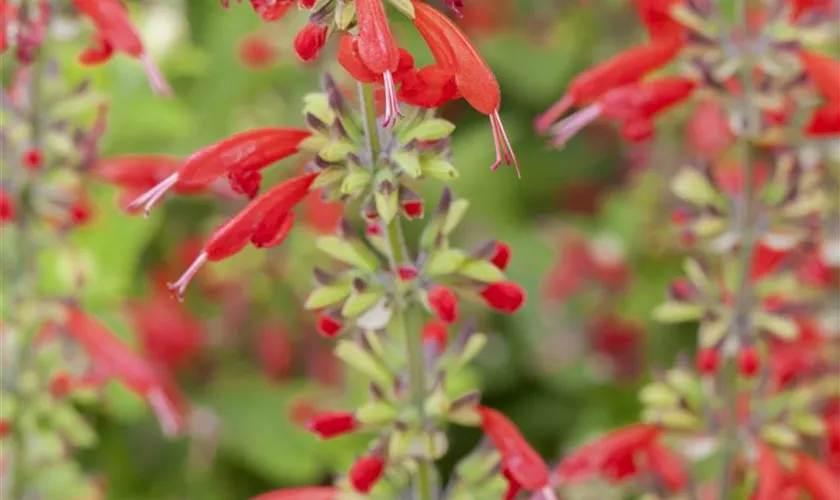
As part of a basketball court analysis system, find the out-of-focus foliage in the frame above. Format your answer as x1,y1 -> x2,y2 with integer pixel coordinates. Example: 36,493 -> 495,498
26,0 -> 708,496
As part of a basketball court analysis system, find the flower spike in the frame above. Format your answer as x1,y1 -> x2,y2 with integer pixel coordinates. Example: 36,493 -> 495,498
128,128 -> 309,215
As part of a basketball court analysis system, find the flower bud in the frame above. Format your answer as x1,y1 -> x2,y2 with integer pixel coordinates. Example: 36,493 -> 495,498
294,24 -> 328,62
349,454 -> 385,493
316,313 -> 342,338
479,281 -> 525,313
738,346 -> 760,377
696,348 -> 719,374
422,320 -> 448,353
397,264 -> 418,281
490,241 -> 511,270
427,285 -> 459,324
306,411 -> 359,439
21,147 -> 43,170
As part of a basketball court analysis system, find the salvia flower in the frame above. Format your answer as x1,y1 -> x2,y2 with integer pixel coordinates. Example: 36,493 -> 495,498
169,172 -> 317,299
427,284 -> 459,323
64,306 -> 186,436
412,1 -> 519,176
535,39 -> 682,134
72,0 -> 171,95
306,411 -> 359,439
548,77 -> 697,147
128,128 -> 310,214
478,406 -> 551,493
354,0 -> 403,127
348,454 -> 386,493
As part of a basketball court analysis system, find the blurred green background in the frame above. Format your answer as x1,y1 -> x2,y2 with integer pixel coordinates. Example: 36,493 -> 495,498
34,0 -> 701,497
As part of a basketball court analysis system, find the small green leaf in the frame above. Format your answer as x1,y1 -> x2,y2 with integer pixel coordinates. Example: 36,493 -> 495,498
699,315 -> 730,347
790,413 -> 826,437
639,383 -> 679,408
304,285 -> 351,310
302,93 -> 333,124
760,424 -> 801,448
754,312 -> 799,340
340,164 -> 371,196
405,119 -> 455,142
341,291 -> 382,318
320,140 -> 356,163
421,158 -> 459,180
459,260 -> 504,283
666,369 -> 703,410
356,401 -> 398,425
670,168 -> 720,206
335,0 -> 356,29
454,333 -> 487,370
51,405 -> 97,448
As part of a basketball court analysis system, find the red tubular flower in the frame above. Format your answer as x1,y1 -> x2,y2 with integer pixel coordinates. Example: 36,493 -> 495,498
306,411 -> 359,439
92,155 -> 212,200
804,101 -> 840,138
354,0 -> 402,127
549,77 -> 696,147
427,285 -> 459,323
751,243 -> 790,281
251,487 -> 338,500
397,64 -> 460,109
480,281 -> 526,313
502,467 -> 523,500
799,51 -> 840,103
634,0 -> 684,42
349,454 -> 386,493
793,452 -> 837,500
242,0 -> 296,21
412,1 -> 519,176
534,39 -> 682,133
555,424 -> 660,484
643,442 -> 687,492
293,23 -> 328,62
128,128 -> 310,214
72,0 -> 171,95
169,172 -> 317,299
421,320 -> 448,352
0,189 -> 14,224
64,306 -> 186,436
490,241 -> 511,270
755,441 -> 785,500
478,406 -> 551,492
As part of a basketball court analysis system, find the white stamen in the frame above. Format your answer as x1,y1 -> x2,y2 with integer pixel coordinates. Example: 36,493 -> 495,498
549,103 -> 603,148
141,54 -> 173,97
167,252 -> 208,301
127,172 -> 179,217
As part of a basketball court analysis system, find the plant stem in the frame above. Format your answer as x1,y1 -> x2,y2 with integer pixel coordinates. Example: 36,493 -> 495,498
718,1 -> 759,497
359,82 -> 433,500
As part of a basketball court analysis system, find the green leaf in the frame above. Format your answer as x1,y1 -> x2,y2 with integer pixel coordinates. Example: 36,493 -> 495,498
316,236 -> 377,271
341,291 -> 382,318
653,302 -> 704,323
421,158 -> 459,181
404,119 -> 455,142
334,341 -> 393,387
304,285 -> 351,310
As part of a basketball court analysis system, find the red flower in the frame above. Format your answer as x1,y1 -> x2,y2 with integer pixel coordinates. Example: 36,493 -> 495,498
169,173 -> 317,299
480,281 -> 526,313
349,454 -> 386,493
21,147 -> 43,170
251,487 -> 338,500
427,285 -> 459,323
799,50 -> 840,103
751,244 -> 790,281
401,198 -> 424,219
754,441 -> 785,500
421,320 -> 448,353
737,346 -> 761,377
589,315 -> 643,380
490,241 -> 511,270
793,452 -> 837,500
128,128 -> 310,214
69,194 -> 94,227
412,1 -> 519,176
770,318 -> 823,387
293,23 -> 328,62
0,189 -> 15,224
128,287 -> 204,370
555,424 -> 684,490
542,234 -> 594,303
227,0 -> 296,21
316,313 -> 343,337
548,77 -> 696,147
535,39 -> 682,134
478,406 -> 550,492
237,34 -> 277,68
303,190 -> 343,234
72,0 -> 171,95
634,0 -> 685,42
306,411 -> 359,439
64,306 -> 187,436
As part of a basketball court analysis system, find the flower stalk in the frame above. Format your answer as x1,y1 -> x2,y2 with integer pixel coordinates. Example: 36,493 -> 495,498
358,80 -> 434,500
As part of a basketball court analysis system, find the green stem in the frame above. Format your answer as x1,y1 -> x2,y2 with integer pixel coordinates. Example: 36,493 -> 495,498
359,82 -> 433,500
718,2 -> 759,498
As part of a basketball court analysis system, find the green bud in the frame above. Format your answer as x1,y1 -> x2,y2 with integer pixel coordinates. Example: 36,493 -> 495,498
305,285 -> 351,310
374,190 -> 399,224
458,260 -> 504,283
670,168 -> 720,206
341,291 -> 382,318
424,386 -> 450,417
316,236 -> 378,271
669,3 -> 717,38
699,315 -> 730,348
425,249 -> 468,276
404,119 -> 455,142
417,430 -> 448,460
421,158 -> 459,181
356,401 -> 398,425
340,164 -> 371,196
312,167 -> 345,189
388,426 -> 416,459
692,216 -> 728,237
391,150 -> 422,179
334,340 -> 392,388
335,0 -> 356,29
684,258 -> 710,291
443,199 -> 470,234
320,140 -> 356,163
790,413 -> 826,437
302,93 -> 334,125
456,449 -> 501,483
653,302 -> 704,323
760,423 -> 801,448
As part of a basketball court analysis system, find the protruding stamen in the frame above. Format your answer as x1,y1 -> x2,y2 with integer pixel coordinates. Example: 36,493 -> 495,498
381,71 -> 402,128
534,94 -> 574,133
126,172 -> 179,216
141,54 -> 173,97
548,103 -> 603,148
167,252 -> 208,301
490,110 -> 520,178
146,387 -> 182,437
